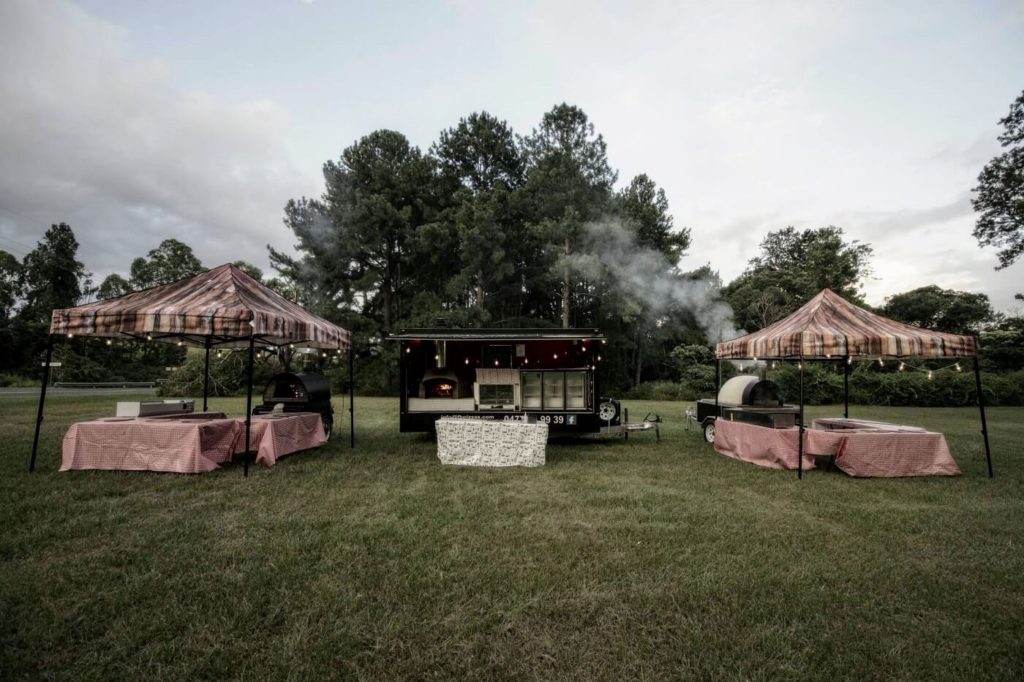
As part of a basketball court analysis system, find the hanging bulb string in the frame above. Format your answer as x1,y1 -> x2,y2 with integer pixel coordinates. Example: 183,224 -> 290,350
764,357 -> 967,377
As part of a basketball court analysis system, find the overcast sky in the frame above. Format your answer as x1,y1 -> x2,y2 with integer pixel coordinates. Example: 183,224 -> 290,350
1,0 -> 1022,311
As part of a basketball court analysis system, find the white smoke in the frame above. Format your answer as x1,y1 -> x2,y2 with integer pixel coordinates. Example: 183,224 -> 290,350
562,217 -> 744,343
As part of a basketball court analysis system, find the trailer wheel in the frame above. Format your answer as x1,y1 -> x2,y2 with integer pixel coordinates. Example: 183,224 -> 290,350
322,413 -> 334,441
703,420 -> 716,444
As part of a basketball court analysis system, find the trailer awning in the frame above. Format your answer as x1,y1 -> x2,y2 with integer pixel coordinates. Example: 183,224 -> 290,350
388,328 -> 606,341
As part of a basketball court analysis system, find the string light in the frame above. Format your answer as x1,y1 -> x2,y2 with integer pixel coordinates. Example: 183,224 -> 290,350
106,339 -> 112,346
464,357 -> 469,365
146,335 -> 153,341
927,370 -> 934,381
847,356 -> 853,365
597,355 -> 602,361
878,358 -> 884,367
954,362 -> 962,372
898,362 -> 906,372
67,333 -> 73,338
405,347 -> 410,354
552,353 -> 558,360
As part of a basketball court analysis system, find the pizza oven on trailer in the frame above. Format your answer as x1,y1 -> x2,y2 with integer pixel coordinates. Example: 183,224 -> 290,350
388,328 -> 620,434
696,375 -> 799,443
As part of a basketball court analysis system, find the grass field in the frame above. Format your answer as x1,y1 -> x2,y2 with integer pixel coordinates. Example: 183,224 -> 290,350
2,393 -> 1023,680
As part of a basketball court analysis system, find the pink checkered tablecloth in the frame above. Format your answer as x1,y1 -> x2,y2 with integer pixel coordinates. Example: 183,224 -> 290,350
713,419 -> 816,471
61,417 -> 242,473
712,419 -> 960,477
233,413 -> 326,466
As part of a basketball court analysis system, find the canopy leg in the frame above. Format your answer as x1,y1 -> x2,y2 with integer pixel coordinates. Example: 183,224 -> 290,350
243,336 -> 255,477
349,347 -> 355,449
29,335 -> 55,472
714,359 -> 720,408
843,356 -> 849,419
798,359 -> 804,480
202,336 -> 211,412
973,356 -> 993,478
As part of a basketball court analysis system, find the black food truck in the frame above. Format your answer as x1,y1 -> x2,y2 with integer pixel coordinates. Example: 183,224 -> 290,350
388,328 -> 621,434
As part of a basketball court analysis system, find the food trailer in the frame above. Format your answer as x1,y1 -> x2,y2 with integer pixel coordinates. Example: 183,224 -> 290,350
388,328 -> 621,434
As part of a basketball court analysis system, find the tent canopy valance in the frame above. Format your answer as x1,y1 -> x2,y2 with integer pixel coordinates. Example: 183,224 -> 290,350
49,263 -> 350,349
715,289 -> 975,360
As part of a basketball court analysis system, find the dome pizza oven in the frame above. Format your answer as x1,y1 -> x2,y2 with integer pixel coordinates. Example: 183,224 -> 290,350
252,372 -> 335,439
716,375 -> 783,407
419,368 -> 461,399
696,375 -> 799,443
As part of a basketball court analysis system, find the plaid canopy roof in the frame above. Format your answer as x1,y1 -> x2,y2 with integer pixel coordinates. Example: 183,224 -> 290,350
715,289 -> 976,360
50,263 -> 351,349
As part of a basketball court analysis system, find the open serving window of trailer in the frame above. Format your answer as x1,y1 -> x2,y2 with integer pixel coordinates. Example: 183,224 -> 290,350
387,328 -> 621,433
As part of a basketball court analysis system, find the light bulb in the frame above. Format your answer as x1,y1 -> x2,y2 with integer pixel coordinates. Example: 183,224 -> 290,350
899,362 -> 905,372
106,339 -> 112,346
67,333 -> 73,338
955,362 -> 962,372
464,357 -> 469,365
928,371 -> 934,381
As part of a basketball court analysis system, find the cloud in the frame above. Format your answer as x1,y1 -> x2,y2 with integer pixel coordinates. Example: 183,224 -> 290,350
0,0 -> 315,280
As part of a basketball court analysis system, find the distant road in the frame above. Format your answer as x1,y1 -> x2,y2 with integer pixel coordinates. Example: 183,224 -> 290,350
0,387 -> 159,399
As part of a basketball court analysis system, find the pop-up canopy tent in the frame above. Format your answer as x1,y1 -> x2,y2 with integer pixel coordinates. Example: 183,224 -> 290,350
30,263 -> 354,475
714,288 -> 991,478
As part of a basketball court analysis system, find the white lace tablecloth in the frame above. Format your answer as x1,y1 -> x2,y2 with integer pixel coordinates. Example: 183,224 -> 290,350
435,418 -> 548,467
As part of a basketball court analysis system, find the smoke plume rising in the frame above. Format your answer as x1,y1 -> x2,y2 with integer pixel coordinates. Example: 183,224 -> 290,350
563,218 -> 744,343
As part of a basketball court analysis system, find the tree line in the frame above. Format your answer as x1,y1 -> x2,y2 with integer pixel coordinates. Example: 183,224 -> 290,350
1,100 -> 1021,393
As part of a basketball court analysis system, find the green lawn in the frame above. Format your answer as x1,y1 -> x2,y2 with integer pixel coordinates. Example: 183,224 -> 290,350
1,394 -> 1022,680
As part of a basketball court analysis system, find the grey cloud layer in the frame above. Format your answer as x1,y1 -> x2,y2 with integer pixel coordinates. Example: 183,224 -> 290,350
0,0 -> 313,278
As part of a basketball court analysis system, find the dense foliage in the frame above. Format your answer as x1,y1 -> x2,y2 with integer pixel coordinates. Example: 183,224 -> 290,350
973,89 -> 1024,270
271,105 -> 715,393
2,104 -> 1021,401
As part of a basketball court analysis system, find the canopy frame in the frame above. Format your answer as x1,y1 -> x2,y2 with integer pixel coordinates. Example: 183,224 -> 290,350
714,289 -> 992,478
29,264 -> 355,474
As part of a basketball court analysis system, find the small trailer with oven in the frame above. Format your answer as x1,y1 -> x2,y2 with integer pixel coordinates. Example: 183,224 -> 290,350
388,328 -> 622,434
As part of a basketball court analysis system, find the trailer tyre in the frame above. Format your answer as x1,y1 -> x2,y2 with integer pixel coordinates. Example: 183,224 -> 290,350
703,420 -> 716,444
322,413 -> 334,441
